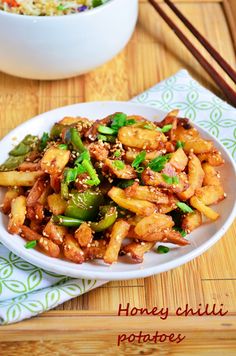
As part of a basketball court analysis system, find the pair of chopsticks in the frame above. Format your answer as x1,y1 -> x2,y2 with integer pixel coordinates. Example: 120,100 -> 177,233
148,0 -> 236,107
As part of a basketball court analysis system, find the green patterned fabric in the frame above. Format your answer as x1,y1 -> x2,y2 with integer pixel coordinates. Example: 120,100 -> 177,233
0,69 -> 235,325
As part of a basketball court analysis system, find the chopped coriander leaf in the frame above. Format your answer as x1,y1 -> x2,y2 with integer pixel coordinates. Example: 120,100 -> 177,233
156,125 -> 173,133
132,151 -> 146,171
112,160 -> 125,170
117,179 -> 135,188
114,150 -> 121,158
173,227 -> 187,237
157,245 -> 169,254
25,240 -> 37,249
98,125 -> 116,135
176,202 -> 194,213
148,154 -> 170,172
58,144 -> 68,150
176,140 -> 185,149
39,132 -> 49,151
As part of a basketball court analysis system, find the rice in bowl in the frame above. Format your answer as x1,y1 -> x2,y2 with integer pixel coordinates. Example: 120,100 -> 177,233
0,0 -> 109,16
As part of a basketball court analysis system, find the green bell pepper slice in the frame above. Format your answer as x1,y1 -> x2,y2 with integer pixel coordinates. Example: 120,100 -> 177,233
90,206 -> 118,232
65,189 -> 104,221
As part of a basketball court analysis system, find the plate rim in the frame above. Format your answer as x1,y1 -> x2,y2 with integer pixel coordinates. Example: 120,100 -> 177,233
0,100 -> 236,281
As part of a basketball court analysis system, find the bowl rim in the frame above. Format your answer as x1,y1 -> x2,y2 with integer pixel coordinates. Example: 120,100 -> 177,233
0,100 -> 236,281
0,0 -> 122,20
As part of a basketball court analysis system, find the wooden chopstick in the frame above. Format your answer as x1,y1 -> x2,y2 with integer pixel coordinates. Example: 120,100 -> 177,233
148,0 -> 236,107
164,0 -> 236,85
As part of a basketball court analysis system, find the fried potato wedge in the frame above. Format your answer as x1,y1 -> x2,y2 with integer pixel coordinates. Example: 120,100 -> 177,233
163,229 -> 189,246
41,147 -> 70,175
202,163 -> 221,186
75,222 -> 93,247
58,116 -> 90,126
195,185 -> 225,206
142,168 -> 188,193
124,183 -> 169,204
197,150 -> 224,166
63,234 -> 85,264
1,187 -> 23,214
104,159 -> 137,179
21,225 -> 60,257
43,219 -> 67,245
18,161 -> 41,172
118,127 -> 167,150
104,220 -> 130,264
89,142 -> 109,162
123,241 -> 155,263
47,193 -> 67,215
181,210 -> 202,232
0,171 -> 44,186
8,196 -> 27,234
125,149 -> 162,163
84,240 -> 107,260
177,153 -> 204,200
134,213 -> 174,237
184,139 -> 213,154
169,148 -> 188,171
108,187 -> 157,216
190,196 -> 219,221
26,176 -> 48,206
175,125 -> 199,141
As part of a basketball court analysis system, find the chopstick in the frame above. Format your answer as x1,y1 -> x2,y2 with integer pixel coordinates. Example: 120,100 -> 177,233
148,0 -> 236,107
164,0 -> 236,84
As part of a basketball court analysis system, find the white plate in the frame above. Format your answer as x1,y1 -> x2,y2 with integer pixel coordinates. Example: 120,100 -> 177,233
0,101 -> 236,281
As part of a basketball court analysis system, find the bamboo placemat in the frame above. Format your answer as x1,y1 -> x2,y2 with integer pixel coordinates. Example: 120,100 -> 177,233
0,0 -> 236,354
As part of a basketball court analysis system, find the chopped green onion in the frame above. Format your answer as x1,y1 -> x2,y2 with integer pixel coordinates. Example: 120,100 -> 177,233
82,159 -> 100,186
176,202 -> 194,213
97,134 -> 107,141
25,240 -> 37,249
156,125 -> 173,133
70,128 -> 86,153
126,119 -> 136,126
58,144 -> 68,150
39,132 -> 49,151
172,176 -> 179,184
57,4 -> 65,10
148,154 -> 170,172
173,227 -> 187,237
98,125 -> 116,135
110,113 -> 136,134
162,174 -> 179,185
143,124 -> 154,130
157,245 -> 169,254
65,168 -> 78,184
176,141 -> 185,149
162,174 -> 173,184
117,179 -> 135,189
114,150 -> 121,158
92,0 -> 102,7
112,160 -> 125,170
132,151 -> 146,171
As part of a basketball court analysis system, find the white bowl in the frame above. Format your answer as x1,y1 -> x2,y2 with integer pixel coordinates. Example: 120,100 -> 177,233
0,0 -> 138,80
0,101 -> 236,280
